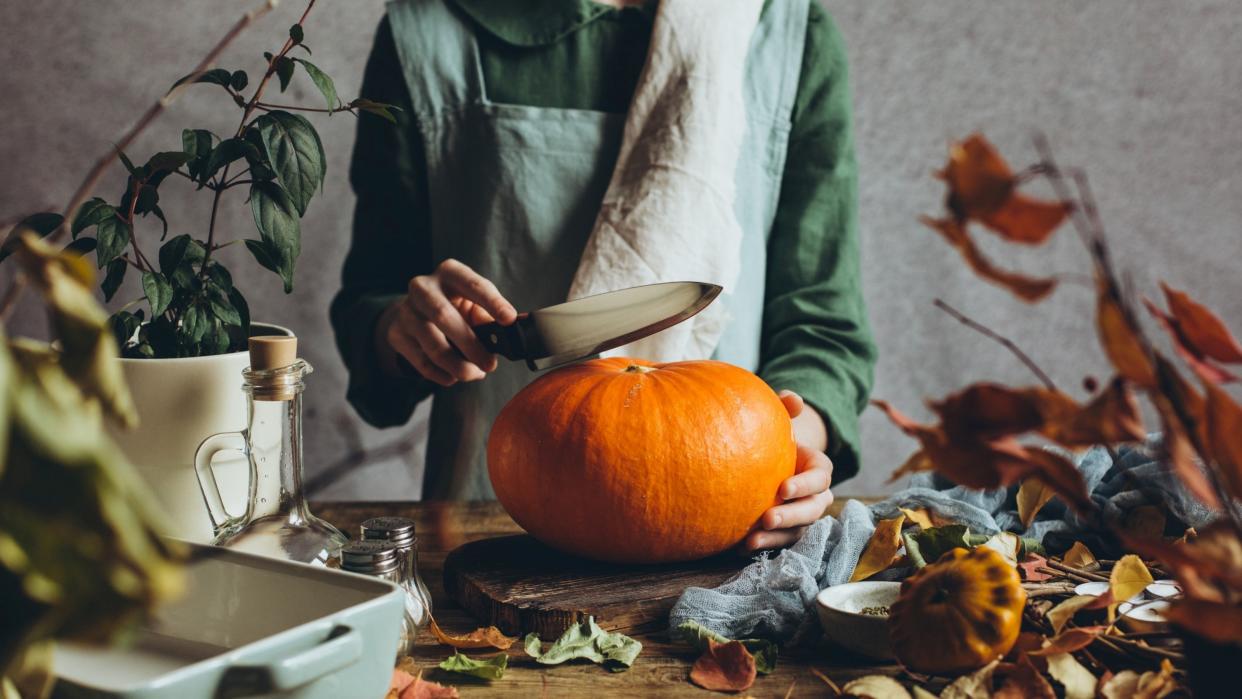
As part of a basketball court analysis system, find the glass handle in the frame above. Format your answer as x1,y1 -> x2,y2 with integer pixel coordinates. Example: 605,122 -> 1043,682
193,431 -> 248,534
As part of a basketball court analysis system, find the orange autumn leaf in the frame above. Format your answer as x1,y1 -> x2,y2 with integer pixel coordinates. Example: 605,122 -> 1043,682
850,515 -> 906,582
1042,377 -> 1145,447
1047,595 -> 1099,633
1018,554 -> 1054,582
1162,283 -> 1242,364
941,133 -> 1071,244
401,675 -> 459,699
1097,289 -> 1157,388
689,639 -> 756,692
1164,599 -> 1242,644
1021,448 -> 1092,515
1203,380 -> 1242,500
428,617 -> 517,650
899,507 -> 936,530
1062,542 -> 1097,569
931,383 -> 1061,442
1016,478 -> 1055,529
1159,416 -> 1221,509
993,654 -> 1055,699
923,216 -> 1058,302
1028,626 -> 1107,656
1144,296 -> 1238,384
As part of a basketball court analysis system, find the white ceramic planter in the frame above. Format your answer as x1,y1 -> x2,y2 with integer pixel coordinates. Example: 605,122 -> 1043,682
108,323 -> 291,543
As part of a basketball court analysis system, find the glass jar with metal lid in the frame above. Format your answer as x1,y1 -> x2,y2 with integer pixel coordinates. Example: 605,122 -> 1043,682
360,517 -> 432,631
339,540 -> 418,656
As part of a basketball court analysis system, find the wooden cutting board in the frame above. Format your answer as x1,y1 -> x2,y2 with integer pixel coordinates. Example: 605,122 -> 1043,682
443,534 -> 747,639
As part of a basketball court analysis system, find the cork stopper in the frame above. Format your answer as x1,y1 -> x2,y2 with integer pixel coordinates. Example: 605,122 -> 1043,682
249,335 -> 298,370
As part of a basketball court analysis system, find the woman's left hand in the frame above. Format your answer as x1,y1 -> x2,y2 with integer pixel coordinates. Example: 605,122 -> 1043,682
742,390 -> 834,552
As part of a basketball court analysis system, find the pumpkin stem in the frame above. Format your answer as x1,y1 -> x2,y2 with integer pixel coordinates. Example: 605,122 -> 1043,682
624,364 -> 656,374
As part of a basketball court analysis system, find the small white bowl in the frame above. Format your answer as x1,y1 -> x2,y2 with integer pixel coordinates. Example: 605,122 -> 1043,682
1074,581 -> 1145,603
815,581 -> 901,660
1146,580 -> 1182,599
1118,600 -> 1171,633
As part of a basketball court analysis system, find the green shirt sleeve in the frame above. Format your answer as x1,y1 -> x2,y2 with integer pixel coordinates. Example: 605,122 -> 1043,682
329,17 -> 434,427
758,4 -> 877,483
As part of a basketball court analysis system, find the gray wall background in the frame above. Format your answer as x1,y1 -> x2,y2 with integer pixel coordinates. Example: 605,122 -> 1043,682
2,1 -> 1239,499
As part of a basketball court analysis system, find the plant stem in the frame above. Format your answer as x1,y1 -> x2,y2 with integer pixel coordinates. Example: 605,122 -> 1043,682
933,297 -> 1057,390
0,0 -> 278,323
198,164 -> 231,276
235,0 -> 318,138
254,101 -> 352,114
122,179 -> 152,273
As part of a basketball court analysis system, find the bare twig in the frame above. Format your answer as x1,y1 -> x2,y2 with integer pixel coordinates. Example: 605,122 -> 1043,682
1045,558 -> 1110,582
933,298 -> 1057,390
254,101 -> 353,115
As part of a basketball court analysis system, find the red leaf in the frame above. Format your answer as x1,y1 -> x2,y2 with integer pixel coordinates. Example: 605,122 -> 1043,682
1028,626 -> 1108,656
1161,283 -> 1242,364
1019,554 -> 1053,582
981,194 -> 1072,245
931,383 -> 1064,442
689,639 -> 756,693
1204,380 -> 1242,501
994,655 -> 1056,699
1143,296 -> 1238,384
1043,377 -> 1146,447
923,216 -> 1058,302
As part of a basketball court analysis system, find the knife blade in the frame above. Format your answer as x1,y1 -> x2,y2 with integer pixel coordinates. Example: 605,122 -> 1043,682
474,281 -> 722,371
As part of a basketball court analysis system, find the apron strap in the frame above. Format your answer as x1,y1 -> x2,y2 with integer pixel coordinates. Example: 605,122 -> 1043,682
386,0 -> 485,122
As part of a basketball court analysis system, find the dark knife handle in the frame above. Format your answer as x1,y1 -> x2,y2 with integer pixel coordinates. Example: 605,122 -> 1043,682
474,313 -> 533,362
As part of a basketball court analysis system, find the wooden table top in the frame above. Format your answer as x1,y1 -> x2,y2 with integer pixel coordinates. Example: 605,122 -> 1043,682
315,499 -> 900,697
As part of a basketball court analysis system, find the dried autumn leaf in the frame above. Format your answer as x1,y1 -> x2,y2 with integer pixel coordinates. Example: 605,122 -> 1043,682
428,616 -> 517,650
1043,377 -> 1146,447
922,216 -> 1058,302
1164,599 -> 1242,644
1144,296 -> 1238,384
1044,652 -> 1096,699
1021,448 -> 1092,515
889,449 -> 934,482
1047,595 -> 1098,633
981,532 -> 1022,567
401,675 -> 459,699
941,134 -> 1070,244
1098,660 -> 1177,699
1159,415 -> 1221,509
1161,283 -> 1242,364
1016,479 -> 1054,529
851,515 -> 907,582
1097,288 -> 1157,388
1018,554 -> 1053,582
1062,542 -> 1097,569
993,654 -> 1055,699
1028,626 -> 1106,656
899,507 -> 936,530
689,639 -> 756,693
1204,380 -> 1242,500
1110,554 -> 1154,608
939,658 -> 998,699
839,675 -> 912,699
931,383 -> 1057,442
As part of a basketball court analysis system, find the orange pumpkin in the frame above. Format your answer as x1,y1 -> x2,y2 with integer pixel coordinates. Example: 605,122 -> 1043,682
888,547 -> 1026,675
487,357 -> 796,564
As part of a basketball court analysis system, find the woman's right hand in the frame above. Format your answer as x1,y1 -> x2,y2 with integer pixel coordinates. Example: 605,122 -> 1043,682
377,259 -> 518,386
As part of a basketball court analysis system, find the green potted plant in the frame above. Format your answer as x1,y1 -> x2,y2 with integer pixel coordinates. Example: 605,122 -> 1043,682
2,0 -> 396,542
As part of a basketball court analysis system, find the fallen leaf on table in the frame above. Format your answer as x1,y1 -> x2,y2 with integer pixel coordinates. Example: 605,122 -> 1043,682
910,687 -> 937,699
905,524 -> 970,568
993,655 -> 1055,699
1061,542 -> 1096,569
672,620 -> 777,674
851,514 -> 907,582
1044,652 -> 1096,699
1028,626 -> 1106,656
899,507 -> 936,530
1046,595 -> 1097,633
437,651 -> 507,681
401,675 -> 459,699
1016,478 -> 1054,529
390,667 -> 415,697
523,616 -> 641,672
980,532 -> 1022,567
688,639 -> 756,692
840,674 -> 911,698
1017,554 -> 1052,582
1125,505 -> 1167,541
429,616 -> 517,650
1098,658 -> 1177,699
939,658 -> 997,699
1109,554 -> 1154,608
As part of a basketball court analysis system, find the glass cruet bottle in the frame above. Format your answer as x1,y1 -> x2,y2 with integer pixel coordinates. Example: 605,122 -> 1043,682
194,335 -> 348,565
339,541 -> 418,657
361,517 -> 433,631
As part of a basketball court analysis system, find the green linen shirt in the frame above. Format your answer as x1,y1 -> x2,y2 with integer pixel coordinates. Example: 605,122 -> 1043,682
331,0 -> 877,483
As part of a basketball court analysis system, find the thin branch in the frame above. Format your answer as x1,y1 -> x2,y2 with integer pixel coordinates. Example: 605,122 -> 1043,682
933,297 -> 1057,390
235,0 -> 317,138
198,163 -> 231,276
254,101 -> 353,115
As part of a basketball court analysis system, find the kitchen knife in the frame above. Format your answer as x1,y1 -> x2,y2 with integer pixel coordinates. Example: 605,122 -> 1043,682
474,281 -> 722,371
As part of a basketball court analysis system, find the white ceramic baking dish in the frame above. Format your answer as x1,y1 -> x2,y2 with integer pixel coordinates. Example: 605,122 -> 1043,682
52,543 -> 403,699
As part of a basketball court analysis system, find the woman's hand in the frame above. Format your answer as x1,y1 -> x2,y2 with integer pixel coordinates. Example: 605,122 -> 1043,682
377,259 -> 518,386
742,390 -> 834,552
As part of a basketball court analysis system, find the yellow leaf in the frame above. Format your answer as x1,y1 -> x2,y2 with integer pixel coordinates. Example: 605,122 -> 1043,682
850,515 -> 906,582
1047,595 -> 1097,633
911,689 -> 938,699
940,659 -> 998,699
1110,554 -> 1154,607
1062,542 -> 1096,569
899,507 -> 935,530
428,616 -> 517,650
1044,652 -> 1096,699
980,532 -> 1021,567
1015,478 -> 1054,529
840,675 -> 912,699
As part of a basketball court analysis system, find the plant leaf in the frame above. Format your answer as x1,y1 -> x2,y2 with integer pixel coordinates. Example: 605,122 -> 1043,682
1203,380 -> 1242,500
248,182 -> 300,292
941,134 -> 1070,244
168,67 -> 232,93
1164,599 -> 1242,644
1144,296 -> 1238,384
145,151 -> 192,173
202,137 -> 259,183
72,199 -> 115,238
908,524 -> 970,568
839,675 -> 912,699
288,24 -> 304,44
1062,542 -> 1097,569
100,259 -> 127,302
1044,652 -> 1096,699
1160,283 -> 1242,364
1047,595 -> 1098,634
1110,554 -> 1154,608
350,97 -> 401,123
671,621 -> 777,674
1018,554 -> 1053,581
1016,478 -> 1054,529
428,617 -> 516,650
922,216 -> 1057,302
253,110 -> 325,216
850,514 -> 906,582
1097,287 -> 1156,388
523,616 -> 640,671
1028,626 -> 1107,656
274,55 -> 296,92
939,658 -> 997,699
993,654 -> 1055,699
141,272 -> 173,317
688,639 -> 755,693
294,58 -> 338,109
436,651 -> 506,681
94,217 -> 131,269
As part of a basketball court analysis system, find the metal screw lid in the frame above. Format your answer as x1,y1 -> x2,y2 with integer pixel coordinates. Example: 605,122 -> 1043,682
361,517 -> 417,549
339,540 -> 400,575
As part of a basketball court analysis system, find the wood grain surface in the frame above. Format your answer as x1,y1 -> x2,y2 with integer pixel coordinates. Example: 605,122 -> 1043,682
316,499 -> 900,697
